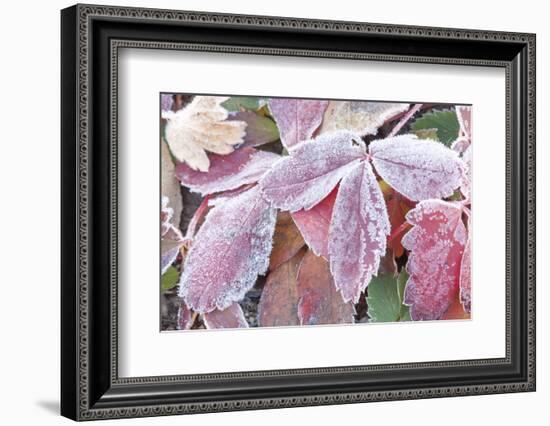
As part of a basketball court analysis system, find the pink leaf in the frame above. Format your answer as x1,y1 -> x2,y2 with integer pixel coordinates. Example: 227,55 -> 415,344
268,98 -> 328,149
291,187 -> 337,258
297,250 -> 355,325
460,222 -> 472,313
328,161 -> 390,303
176,147 -> 280,195
203,303 -> 249,329
260,130 -> 365,211
451,106 -> 472,153
177,302 -> 193,330
369,135 -> 464,201
460,145 -> 472,200
402,200 -> 467,320
179,186 -> 277,313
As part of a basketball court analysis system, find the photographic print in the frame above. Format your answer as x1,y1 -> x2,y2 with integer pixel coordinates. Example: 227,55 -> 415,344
160,95 -> 472,331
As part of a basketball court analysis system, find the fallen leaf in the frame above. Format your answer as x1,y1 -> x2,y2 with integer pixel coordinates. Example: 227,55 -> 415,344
269,212 -> 305,271
179,186 -> 277,313
328,161 -> 390,303
268,98 -> 328,149
164,96 -> 247,172
319,101 -> 409,136
402,200 -> 467,320
260,130 -> 365,212
370,135 -> 465,201
258,250 -> 305,327
203,303 -> 249,329
410,109 -> 460,147
366,274 -> 402,322
222,96 -> 265,112
297,251 -> 355,325
176,147 -> 280,195
228,111 -> 279,148
161,140 -> 182,228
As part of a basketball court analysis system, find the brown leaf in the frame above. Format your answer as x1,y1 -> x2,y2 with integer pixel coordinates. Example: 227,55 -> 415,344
161,140 -> 183,228
297,251 -> 355,325
164,96 -> 247,172
269,212 -> 305,271
258,250 -> 305,327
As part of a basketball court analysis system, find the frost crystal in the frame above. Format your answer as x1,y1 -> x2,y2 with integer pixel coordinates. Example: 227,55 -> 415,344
268,98 -> 328,149
176,147 -> 280,195
460,145 -> 472,200
203,303 -> 249,329
402,200 -> 467,320
370,134 -> 465,201
319,101 -> 409,136
259,130 -> 365,212
178,186 -> 277,313
328,161 -> 391,303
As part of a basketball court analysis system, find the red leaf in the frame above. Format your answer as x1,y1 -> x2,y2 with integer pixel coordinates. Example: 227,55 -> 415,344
260,130 -> 365,211
369,135 -> 464,201
328,161 -> 390,303
258,251 -> 305,327
179,186 -> 277,313
269,212 -> 305,271
460,223 -> 472,313
297,251 -> 355,325
203,303 -> 249,329
291,187 -> 337,259
268,98 -> 328,149
176,147 -> 279,195
402,200 -> 467,320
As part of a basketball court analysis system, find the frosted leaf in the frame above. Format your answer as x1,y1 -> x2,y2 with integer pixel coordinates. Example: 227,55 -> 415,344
161,140 -> 182,228
260,130 -> 365,212
402,200 -> 466,320
460,222 -> 472,313
268,98 -> 328,149
164,96 -> 247,172
370,135 -> 465,201
176,147 -> 280,195
291,187 -> 337,259
451,106 -> 472,153
258,251 -> 304,327
161,94 -> 173,112
203,303 -> 249,329
179,186 -> 277,313
460,145 -> 472,200
297,250 -> 355,325
328,161 -> 391,303
177,302 -> 193,330
228,111 -> 279,148
269,212 -> 305,271
161,196 -> 184,274
319,101 -> 409,136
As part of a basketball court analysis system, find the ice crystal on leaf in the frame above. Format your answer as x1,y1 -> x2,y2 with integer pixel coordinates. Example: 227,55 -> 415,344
203,303 -> 249,329
460,145 -> 472,200
297,250 -> 355,325
328,161 -> 391,303
291,187 -> 337,259
402,200 -> 467,320
164,96 -> 247,172
460,223 -> 472,313
451,106 -> 472,153
259,130 -> 365,211
370,135 -> 465,201
176,147 -> 280,196
178,186 -> 277,313
319,101 -> 409,136
268,98 -> 328,149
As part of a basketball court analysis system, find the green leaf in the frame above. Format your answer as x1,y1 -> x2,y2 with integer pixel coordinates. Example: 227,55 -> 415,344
367,275 -> 402,322
412,128 -> 439,141
222,97 -> 265,112
161,266 -> 179,292
411,109 -> 459,146
397,269 -> 411,321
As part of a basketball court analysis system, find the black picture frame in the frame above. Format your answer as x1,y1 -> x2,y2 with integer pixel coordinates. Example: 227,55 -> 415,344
61,4 -> 536,421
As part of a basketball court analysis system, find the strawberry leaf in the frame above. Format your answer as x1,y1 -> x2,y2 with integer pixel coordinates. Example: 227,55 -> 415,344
179,186 -> 277,313
203,303 -> 249,329
402,200 -> 467,320
269,212 -> 305,271
410,109 -> 459,146
291,187 -> 337,259
268,98 -> 328,149
260,130 -> 365,211
176,147 -> 280,196
297,251 -> 355,325
329,161 -> 390,303
370,135 -> 464,201
228,111 -> 279,148
258,251 -> 304,327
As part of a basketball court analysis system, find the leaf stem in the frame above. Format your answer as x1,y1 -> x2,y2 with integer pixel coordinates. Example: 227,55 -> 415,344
388,103 -> 423,137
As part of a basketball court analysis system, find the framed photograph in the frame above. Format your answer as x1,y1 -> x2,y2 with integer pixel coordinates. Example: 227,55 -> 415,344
61,4 -> 536,421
